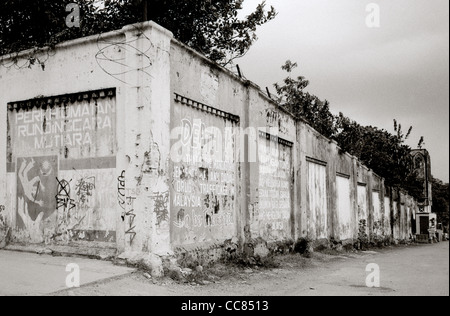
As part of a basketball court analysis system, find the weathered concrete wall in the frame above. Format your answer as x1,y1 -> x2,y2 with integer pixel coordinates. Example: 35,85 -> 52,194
247,88 -> 296,244
169,39 -> 297,252
0,21 -> 419,260
7,93 -> 118,245
297,124 -> 333,242
169,40 -> 245,253
392,188 -> 401,240
296,122 -> 359,244
0,22 -> 175,259
296,120 -> 417,245
383,188 -> 392,237
0,29 -> 126,252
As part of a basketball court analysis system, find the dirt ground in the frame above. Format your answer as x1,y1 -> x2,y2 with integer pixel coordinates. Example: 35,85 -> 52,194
53,241 -> 449,297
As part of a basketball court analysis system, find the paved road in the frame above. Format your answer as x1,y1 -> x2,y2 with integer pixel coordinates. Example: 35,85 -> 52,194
58,242 -> 449,296
0,250 -> 134,296
1,242 -> 448,296
269,241 -> 449,296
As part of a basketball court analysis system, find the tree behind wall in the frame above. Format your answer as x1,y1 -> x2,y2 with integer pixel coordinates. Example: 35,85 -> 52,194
0,0 -> 97,56
335,114 -> 423,192
275,61 -> 425,197
0,0 -> 276,67
274,60 -> 337,138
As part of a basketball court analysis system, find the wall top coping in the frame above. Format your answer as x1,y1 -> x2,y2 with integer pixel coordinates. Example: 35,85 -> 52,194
0,21 -> 172,63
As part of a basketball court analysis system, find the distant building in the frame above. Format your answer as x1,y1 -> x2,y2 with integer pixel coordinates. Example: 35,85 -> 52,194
411,149 -> 432,213
411,149 -> 437,242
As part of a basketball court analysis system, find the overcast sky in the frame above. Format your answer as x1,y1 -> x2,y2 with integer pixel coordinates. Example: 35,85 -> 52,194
239,0 -> 449,182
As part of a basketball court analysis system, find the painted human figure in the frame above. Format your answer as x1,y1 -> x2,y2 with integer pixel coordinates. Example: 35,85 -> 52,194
18,158 -> 45,207
17,159 -> 48,242
17,197 -> 44,243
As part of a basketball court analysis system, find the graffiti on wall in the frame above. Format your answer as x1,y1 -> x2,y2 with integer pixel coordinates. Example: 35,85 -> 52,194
54,170 -> 116,243
6,91 -> 118,244
125,196 -> 137,245
170,112 -> 236,245
118,170 -> 126,217
55,176 -> 85,238
76,172 -> 114,241
56,178 -> 76,212
154,191 -> 169,226
75,176 -> 96,206
171,164 -> 235,242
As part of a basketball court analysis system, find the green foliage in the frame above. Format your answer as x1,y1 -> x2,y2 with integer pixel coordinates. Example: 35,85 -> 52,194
0,0 -> 276,66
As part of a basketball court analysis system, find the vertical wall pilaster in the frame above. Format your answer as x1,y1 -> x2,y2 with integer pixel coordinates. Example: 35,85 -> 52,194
239,85 -> 251,247
120,22 -> 173,256
351,157 -> 359,240
367,170 -> 374,240
293,123 -> 301,241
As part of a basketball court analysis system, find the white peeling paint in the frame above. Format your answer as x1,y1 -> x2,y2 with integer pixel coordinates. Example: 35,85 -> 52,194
337,176 -> 352,240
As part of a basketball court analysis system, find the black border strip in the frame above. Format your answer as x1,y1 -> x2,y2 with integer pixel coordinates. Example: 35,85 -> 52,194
336,172 -> 350,179
258,131 -> 293,148
7,88 -> 116,112
306,156 -> 327,167
174,93 -> 240,124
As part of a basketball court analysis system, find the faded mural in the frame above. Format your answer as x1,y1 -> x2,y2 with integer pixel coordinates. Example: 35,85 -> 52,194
0,26 -> 424,256
251,132 -> 293,241
16,156 -> 58,229
170,101 -> 237,246
6,89 -> 117,244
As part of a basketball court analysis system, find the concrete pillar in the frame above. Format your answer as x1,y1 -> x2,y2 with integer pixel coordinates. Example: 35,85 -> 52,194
297,123 -> 308,239
239,85 -> 251,247
120,22 -> 173,256
351,157 -> 360,240
293,123 -> 301,241
329,142 -> 338,240
0,75 -> 6,232
367,170 -> 374,240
